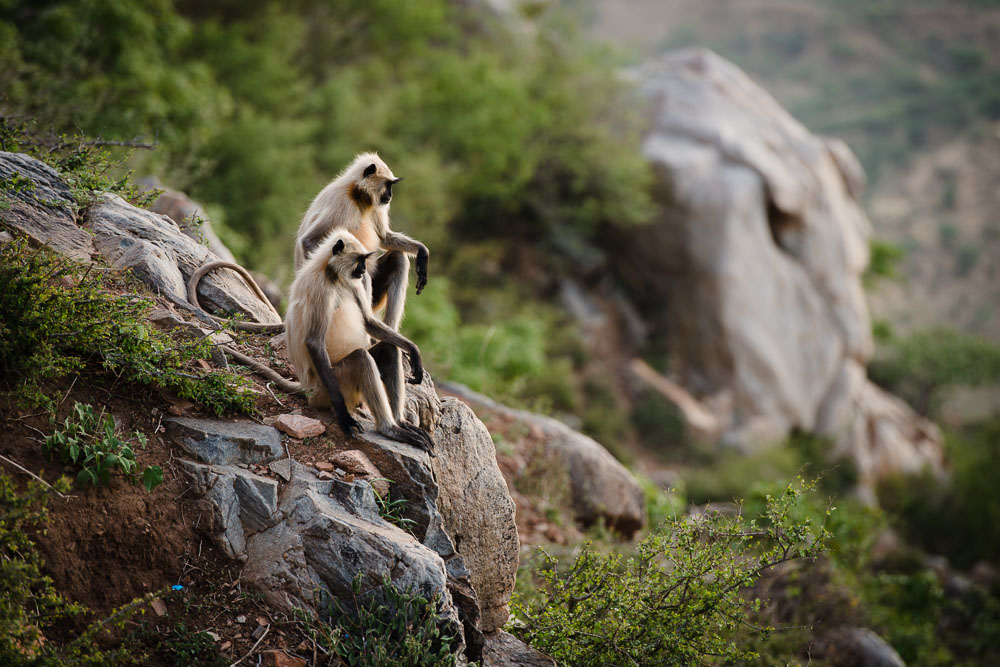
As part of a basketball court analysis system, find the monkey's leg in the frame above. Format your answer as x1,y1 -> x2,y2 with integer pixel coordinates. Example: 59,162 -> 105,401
306,338 -> 361,438
335,349 -> 434,453
370,251 -> 409,421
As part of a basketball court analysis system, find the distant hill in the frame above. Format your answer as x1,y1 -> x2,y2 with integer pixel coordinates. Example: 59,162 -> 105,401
585,0 -> 1000,339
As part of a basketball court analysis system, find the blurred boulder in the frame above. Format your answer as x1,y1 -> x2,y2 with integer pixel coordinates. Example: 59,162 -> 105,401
623,48 -> 942,487
442,381 -> 645,538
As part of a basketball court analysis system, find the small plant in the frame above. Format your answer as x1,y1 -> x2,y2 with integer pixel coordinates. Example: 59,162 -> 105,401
510,478 -> 832,666
327,573 -> 460,667
44,402 -> 163,491
373,484 -> 417,535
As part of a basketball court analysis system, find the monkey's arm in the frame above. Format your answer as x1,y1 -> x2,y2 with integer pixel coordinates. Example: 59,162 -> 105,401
305,338 -> 362,437
364,318 -> 424,384
381,231 -> 429,295
300,226 -> 331,262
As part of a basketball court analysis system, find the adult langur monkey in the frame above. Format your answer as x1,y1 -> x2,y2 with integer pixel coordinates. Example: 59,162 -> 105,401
293,153 -> 429,426
284,228 -> 433,451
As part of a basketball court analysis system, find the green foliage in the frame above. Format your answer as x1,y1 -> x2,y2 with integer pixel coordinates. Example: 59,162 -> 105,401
372,485 -> 416,535
868,327 -> 1000,416
510,479 -> 831,666
630,390 -> 687,452
129,622 -> 225,667
880,418 -> 1000,569
403,277 -> 580,411
322,573 -> 460,667
1,0 -> 654,280
0,239 -> 255,414
43,402 -> 162,490
0,117 -> 160,212
864,238 -> 904,287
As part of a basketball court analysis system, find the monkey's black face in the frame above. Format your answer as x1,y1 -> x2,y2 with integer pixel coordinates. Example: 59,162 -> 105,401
379,177 -> 401,205
352,255 -> 368,279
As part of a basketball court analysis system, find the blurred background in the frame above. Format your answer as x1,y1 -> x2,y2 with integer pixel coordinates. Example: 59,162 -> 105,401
2,0 -> 999,663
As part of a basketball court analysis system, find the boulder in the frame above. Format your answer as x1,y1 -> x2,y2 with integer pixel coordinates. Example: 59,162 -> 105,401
624,48 -> 942,483
482,631 -> 557,667
164,417 -> 284,466
430,395 -> 519,632
83,192 -> 279,324
0,151 -> 94,260
821,627 -> 906,667
441,382 -> 645,539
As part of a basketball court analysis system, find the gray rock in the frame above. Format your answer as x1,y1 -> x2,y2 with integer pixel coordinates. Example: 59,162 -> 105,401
232,469 -> 280,534
431,394 -> 519,632
83,193 -> 279,324
482,631 -> 556,667
622,48 -> 942,482
822,627 -> 906,667
177,460 -> 246,560
0,151 -> 94,260
164,417 -> 283,465
443,382 -> 645,539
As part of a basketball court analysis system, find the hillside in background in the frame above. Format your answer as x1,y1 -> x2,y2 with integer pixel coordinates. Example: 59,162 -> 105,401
586,0 -> 1000,340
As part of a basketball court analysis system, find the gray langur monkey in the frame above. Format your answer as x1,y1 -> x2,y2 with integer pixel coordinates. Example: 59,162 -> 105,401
294,153 -> 428,425
284,228 -> 433,452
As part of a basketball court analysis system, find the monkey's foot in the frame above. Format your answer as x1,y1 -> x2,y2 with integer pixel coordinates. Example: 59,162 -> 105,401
382,422 -> 435,456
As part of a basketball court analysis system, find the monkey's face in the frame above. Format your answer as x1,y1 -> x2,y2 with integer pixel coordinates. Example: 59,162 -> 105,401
328,236 -> 373,281
360,161 -> 402,206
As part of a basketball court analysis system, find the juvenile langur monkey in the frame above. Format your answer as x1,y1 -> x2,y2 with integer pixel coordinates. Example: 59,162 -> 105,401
284,228 -> 434,452
294,153 -> 428,425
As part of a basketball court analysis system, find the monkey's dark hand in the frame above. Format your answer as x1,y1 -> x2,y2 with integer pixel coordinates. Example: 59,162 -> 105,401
336,411 -> 363,439
400,422 -> 435,456
415,246 -> 428,295
407,361 -> 424,385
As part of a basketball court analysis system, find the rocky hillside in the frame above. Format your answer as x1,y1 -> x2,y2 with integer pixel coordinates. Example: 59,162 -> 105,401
4,149 -> 642,665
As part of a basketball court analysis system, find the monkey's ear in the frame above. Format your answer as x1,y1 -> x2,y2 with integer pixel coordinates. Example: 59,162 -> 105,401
363,163 -> 377,178
332,239 -> 345,255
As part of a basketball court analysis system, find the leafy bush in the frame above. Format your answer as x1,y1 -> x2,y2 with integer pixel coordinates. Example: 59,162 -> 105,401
0,239 -> 255,414
320,573 -> 460,667
510,479 -> 831,666
44,402 -> 163,491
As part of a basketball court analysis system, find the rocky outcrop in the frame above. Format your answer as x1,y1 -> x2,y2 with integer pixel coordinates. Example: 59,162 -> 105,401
624,48 -> 942,487
0,152 -> 279,325
1,154 -> 535,663
165,376 -> 522,663
0,151 -> 94,260
85,193 -> 280,324
442,382 -> 646,538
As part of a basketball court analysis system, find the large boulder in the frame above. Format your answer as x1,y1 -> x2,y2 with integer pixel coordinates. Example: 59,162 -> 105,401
623,48 -> 942,486
442,382 -> 646,538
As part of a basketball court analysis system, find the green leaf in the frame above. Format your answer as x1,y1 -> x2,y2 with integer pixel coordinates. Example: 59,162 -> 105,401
142,466 -> 163,492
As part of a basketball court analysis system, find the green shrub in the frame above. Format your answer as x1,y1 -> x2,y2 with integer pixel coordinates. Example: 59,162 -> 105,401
323,573 -> 460,667
0,239 -> 255,414
43,402 -> 162,491
510,479 -> 831,666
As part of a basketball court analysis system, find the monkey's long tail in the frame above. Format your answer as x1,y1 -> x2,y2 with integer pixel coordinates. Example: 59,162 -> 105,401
187,260 -> 285,333
187,259 -> 301,393
219,344 -> 303,395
